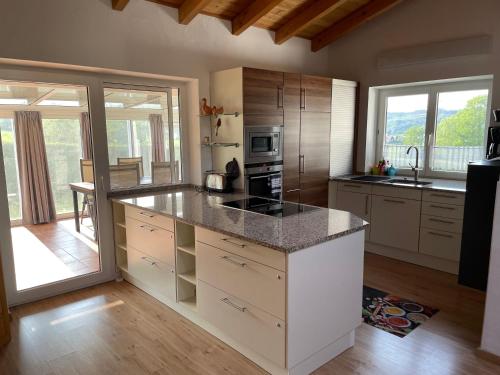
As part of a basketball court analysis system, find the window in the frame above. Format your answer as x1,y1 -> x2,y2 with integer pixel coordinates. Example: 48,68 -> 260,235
42,118 -> 83,214
104,86 -> 182,189
377,77 -> 492,177
0,118 -> 21,220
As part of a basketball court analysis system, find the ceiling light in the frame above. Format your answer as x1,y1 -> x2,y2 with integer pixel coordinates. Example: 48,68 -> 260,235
38,100 -> 80,107
0,98 -> 28,105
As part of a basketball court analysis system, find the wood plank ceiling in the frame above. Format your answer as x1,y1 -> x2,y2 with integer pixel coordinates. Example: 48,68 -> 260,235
112,0 -> 401,51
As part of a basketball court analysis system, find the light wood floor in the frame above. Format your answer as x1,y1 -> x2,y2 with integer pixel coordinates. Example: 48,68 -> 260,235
1,253 -> 500,375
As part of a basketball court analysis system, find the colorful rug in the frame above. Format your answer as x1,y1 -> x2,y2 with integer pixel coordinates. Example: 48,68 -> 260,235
362,286 -> 439,338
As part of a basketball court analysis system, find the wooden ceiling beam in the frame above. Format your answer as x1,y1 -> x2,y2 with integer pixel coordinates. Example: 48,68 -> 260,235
275,0 -> 347,45
232,0 -> 284,36
179,0 -> 212,25
311,0 -> 401,52
111,0 -> 129,11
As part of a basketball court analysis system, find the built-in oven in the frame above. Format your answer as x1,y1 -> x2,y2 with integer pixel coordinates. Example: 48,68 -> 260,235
244,126 -> 283,164
245,163 -> 283,201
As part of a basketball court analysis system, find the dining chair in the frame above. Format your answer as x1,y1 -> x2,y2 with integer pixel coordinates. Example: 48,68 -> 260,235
79,159 -> 94,224
118,156 -> 144,177
151,161 -> 173,185
109,164 -> 140,189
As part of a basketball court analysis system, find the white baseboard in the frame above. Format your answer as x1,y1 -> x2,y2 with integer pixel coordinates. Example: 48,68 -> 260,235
366,242 -> 459,274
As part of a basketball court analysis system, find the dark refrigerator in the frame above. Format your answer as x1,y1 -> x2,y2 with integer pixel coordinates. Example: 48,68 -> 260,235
459,159 -> 500,290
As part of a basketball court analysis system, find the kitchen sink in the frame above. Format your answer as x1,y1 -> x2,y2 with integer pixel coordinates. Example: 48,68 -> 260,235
387,179 -> 432,187
350,175 -> 391,182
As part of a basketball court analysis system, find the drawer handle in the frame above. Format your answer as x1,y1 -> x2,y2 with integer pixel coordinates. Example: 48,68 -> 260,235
384,199 -> 405,204
429,218 -> 454,225
139,224 -> 156,232
430,204 -> 455,211
141,256 -> 157,266
139,211 -> 155,218
221,297 -> 246,312
343,184 -> 362,188
428,231 -> 454,239
220,255 -> 247,268
221,238 -> 247,248
430,193 -> 456,199
286,188 -> 300,193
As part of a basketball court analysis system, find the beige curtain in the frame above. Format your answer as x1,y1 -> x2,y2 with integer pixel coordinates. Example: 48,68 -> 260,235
80,112 -> 92,160
14,111 -> 56,224
149,114 -> 165,162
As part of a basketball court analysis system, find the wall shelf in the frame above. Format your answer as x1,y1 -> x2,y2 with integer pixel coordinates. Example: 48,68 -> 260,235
199,112 -> 240,118
202,142 -> 239,148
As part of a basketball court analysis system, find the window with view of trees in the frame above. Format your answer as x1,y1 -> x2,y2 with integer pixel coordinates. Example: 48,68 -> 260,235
378,78 -> 491,177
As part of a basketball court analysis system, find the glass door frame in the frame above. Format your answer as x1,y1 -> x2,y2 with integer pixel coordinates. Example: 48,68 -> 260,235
0,65 -> 113,306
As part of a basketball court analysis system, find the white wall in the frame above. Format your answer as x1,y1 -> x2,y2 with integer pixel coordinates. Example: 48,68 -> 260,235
326,0 -> 500,172
0,0 -> 329,184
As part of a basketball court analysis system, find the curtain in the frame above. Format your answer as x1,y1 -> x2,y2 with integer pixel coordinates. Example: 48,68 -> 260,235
80,112 -> 92,160
14,111 -> 56,224
149,114 -> 165,162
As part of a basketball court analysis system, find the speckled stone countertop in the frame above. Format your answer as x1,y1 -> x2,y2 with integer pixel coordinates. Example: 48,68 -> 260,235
115,187 -> 368,253
330,175 -> 466,193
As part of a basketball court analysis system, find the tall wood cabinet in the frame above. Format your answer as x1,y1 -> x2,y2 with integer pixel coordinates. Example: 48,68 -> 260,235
283,74 -> 332,207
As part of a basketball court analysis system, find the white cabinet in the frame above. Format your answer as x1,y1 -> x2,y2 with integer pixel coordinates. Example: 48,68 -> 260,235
335,189 -> 371,239
369,195 -> 421,252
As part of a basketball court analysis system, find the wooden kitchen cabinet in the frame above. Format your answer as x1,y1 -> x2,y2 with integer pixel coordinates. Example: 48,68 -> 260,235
243,67 -> 284,126
301,75 -> 333,113
370,195 -> 421,252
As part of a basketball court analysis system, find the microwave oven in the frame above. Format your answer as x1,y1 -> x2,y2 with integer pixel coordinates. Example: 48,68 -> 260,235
244,126 -> 283,164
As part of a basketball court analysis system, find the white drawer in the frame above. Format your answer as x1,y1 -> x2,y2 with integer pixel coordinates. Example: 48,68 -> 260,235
422,190 -> 465,206
197,242 -> 285,320
421,214 -> 463,234
422,201 -> 464,219
338,181 -> 372,194
419,229 -> 461,261
127,246 -> 176,301
125,205 -> 174,231
198,280 -> 285,367
126,217 -> 175,265
195,227 -> 285,271
372,185 -> 422,201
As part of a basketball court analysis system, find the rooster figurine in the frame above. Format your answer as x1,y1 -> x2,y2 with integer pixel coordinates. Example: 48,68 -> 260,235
200,98 -> 212,116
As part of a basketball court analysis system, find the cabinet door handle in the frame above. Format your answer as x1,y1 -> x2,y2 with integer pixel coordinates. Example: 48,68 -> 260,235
221,238 -> 246,248
343,184 -> 362,188
286,188 -> 301,193
299,154 -> 305,173
384,199 -> 405,204
139,211 -> 155,218
365,195 -> 369,215
141,256 -> 157,266
429,218 -> 454,225
221,297 -> 246,312
220,255 -> 247,267
277,86 -> 284,109
300,88 -> 306,110
430,204 -> 455,211
139,224 -> 156,232
430,193 -> 456,199
428,231 -> 454,239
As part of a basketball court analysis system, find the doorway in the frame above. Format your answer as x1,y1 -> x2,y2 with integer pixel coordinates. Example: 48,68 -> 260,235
0,80 -> 101,294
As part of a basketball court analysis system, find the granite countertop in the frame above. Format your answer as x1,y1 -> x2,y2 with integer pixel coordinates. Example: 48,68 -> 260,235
330,175 -> 466,193
115,187 -> 368,253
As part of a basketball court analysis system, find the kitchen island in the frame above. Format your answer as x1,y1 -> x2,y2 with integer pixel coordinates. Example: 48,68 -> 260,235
111,187 -> 367,375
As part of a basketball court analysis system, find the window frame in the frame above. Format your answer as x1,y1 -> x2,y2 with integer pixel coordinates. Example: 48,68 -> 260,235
376,77 -> 493,180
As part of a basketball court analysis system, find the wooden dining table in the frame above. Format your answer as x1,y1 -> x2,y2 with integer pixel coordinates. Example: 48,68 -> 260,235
69,177 -> 153,233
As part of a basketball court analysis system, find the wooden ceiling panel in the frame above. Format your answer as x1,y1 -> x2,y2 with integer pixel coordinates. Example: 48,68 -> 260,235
127,0 -> 403,51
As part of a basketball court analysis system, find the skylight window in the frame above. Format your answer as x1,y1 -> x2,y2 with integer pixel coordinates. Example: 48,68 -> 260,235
132,103 -> 162,110
38,100 -> 80,107
0,98 -> 29,105
105,102 -> 124,108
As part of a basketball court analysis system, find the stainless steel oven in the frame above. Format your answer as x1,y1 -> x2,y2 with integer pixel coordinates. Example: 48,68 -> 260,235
244,126 -> 283,164
245,163 -> 283,201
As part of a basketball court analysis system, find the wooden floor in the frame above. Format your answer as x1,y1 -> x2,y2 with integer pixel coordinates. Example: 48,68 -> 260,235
11,218 -> 99,290
1,253 -> 500,374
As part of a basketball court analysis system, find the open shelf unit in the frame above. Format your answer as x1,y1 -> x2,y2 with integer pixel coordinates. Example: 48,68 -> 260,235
175,221 -> 197,310
112,202 -> 128,272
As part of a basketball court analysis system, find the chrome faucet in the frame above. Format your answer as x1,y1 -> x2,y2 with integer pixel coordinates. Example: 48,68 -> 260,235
406,146 -> 419,182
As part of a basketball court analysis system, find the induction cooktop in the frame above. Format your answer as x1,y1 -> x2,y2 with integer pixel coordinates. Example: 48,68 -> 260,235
221,197 -> 319,217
